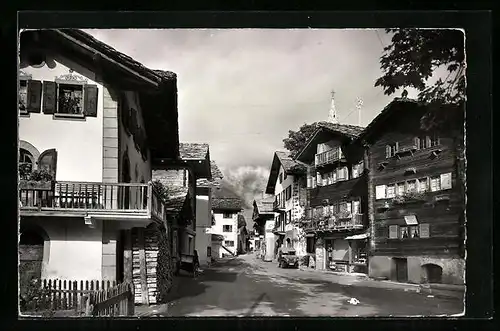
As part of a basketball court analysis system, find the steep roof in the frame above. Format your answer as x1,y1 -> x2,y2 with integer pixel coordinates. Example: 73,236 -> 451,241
253,196 -> 275,215
295,122 -> 365,162
197,160 -> 224,188
179,143 -> 209,159
47,29 -> 176,86
265,151 -> 308,195
164,186 -> 189,212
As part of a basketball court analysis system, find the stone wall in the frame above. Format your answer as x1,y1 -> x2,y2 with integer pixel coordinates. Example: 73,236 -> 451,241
369,255 -> 465,285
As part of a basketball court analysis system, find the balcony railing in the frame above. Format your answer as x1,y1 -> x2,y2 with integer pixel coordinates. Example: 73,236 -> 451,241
19,181 -> 168,221
315,149 -> 343,167
273,198 -> 285,211
302,212 -> 364,232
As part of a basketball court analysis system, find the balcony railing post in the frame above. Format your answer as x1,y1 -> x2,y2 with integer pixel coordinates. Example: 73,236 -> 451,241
147,182 -> 153,216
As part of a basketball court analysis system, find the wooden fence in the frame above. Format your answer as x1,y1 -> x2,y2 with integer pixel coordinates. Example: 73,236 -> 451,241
85,282 -> 134,317
31,279 -> 133,316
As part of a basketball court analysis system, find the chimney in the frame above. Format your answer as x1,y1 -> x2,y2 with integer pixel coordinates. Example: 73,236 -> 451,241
328,90 -> 339,124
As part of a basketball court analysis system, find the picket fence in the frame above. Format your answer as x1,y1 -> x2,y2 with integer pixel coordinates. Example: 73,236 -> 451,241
36,279 -> 134,316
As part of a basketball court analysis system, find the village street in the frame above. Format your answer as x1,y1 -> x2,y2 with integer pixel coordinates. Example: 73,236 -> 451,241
136,254 -> 464,317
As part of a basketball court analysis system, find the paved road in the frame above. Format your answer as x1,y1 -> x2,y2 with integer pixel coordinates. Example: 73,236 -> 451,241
139,254 -> 464,317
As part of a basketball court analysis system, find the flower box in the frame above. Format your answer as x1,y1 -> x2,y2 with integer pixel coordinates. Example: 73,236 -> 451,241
19,180 -> 53,190
392,192 -> 427,205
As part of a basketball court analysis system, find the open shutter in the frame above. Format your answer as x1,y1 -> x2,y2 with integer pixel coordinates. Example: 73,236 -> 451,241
84,84 -> 98,117
440,173 -> 452,190
385,145 -> 391,158
389,225 -> 398,239
37,149 -> 58,179
414,137 -> 420,149
27,80 -> 42,113
395,141 -> 399,152
419,224 -> 430,238
42,81 -> 57,114
375,185 -> 386,199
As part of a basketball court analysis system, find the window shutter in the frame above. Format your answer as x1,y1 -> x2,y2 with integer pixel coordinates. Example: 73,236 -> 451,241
83,84 -> 98,117
27,80 -> 42,113
395,141 -> 399,152
389,225 -> 398,239
375,185 -> 386,199
426,136 -> 432,148
419,224 -> 430,238
37,148 -> 58,179
42,81 -> 57,114
385,145 -> 390,158
414,137 -> 420,149
440,173 -> 452,190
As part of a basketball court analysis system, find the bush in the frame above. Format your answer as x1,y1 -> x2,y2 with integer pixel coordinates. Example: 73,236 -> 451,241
19,278 -> 55,316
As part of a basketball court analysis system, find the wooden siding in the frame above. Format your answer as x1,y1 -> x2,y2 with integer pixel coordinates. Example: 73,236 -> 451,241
102,85 -> 119,183
368,112 -> 464,258
309,174 -> 367,208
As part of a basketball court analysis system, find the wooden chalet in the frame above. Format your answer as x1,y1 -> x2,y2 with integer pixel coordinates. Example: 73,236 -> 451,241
357,98 -> 465,285
295,121 -> 368,273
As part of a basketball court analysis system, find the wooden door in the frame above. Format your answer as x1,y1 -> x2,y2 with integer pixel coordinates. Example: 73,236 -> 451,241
395,258 -> 408,283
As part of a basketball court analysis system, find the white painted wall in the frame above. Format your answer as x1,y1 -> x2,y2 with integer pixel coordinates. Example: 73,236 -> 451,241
210,212 -> 238,256
22,217 -> 104,281
19,56 -> 104,182
195,194 -> 212,266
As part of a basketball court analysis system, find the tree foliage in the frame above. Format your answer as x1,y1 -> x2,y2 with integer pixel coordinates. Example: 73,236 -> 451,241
283,122 -> 319,158
376,29 -> 465,130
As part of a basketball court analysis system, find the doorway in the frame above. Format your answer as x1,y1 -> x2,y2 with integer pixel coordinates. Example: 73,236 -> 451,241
393,258 -> 408,282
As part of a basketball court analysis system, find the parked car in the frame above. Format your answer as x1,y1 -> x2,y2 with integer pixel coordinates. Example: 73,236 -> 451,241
278,248 -> 299,268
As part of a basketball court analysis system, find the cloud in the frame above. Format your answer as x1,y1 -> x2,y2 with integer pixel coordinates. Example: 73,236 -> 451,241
219,165 -> 269,209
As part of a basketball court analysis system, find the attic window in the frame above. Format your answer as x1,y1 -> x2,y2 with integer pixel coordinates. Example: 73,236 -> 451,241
404,167 -> 417,175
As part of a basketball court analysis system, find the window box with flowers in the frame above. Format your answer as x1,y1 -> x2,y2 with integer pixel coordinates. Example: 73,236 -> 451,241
391,191 -> 427,205
19,168 -> 54,190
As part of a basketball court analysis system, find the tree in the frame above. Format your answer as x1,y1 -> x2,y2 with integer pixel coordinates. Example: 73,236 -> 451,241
283,122 -> 319,158
375,28 -> 465,131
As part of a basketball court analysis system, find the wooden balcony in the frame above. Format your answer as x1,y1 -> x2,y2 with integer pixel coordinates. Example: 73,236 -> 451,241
314,149 -> 345,168
303,212 -> 364,232
19,181 -> 168,222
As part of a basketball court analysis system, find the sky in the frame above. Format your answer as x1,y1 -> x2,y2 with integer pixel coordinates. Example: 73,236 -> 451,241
85,28 -> 415,223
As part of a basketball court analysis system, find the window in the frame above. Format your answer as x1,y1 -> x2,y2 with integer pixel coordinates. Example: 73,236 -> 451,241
57,83 -> 84,114
375,185 -> 387,199
400,226 -> 409,239
19,148 -> 34,173
284,172 -> 288,181
396,182 -> 406,196
352,161 -> 364,179
389,225 -> 399,239
19,80 -> 28,113
410,225 -> 420,238
407,180 -> 417,193
223,213 -> 233,219
418,178 -> 429,192
415,134 -> 440,150
352,200 -> 361,214
440,173 -> 452,190
286,210 -> 292,224
386,142 -> 399,158
430,176 -> 441,192
279,173 -> 283,184
225,240 -> 235,247
285,186 -> 292,201
386,184 -> 396,198
429,134 -> 440,147
223,225 -> 233,232
415,136 -> 428,150
337,167 -> 348,181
